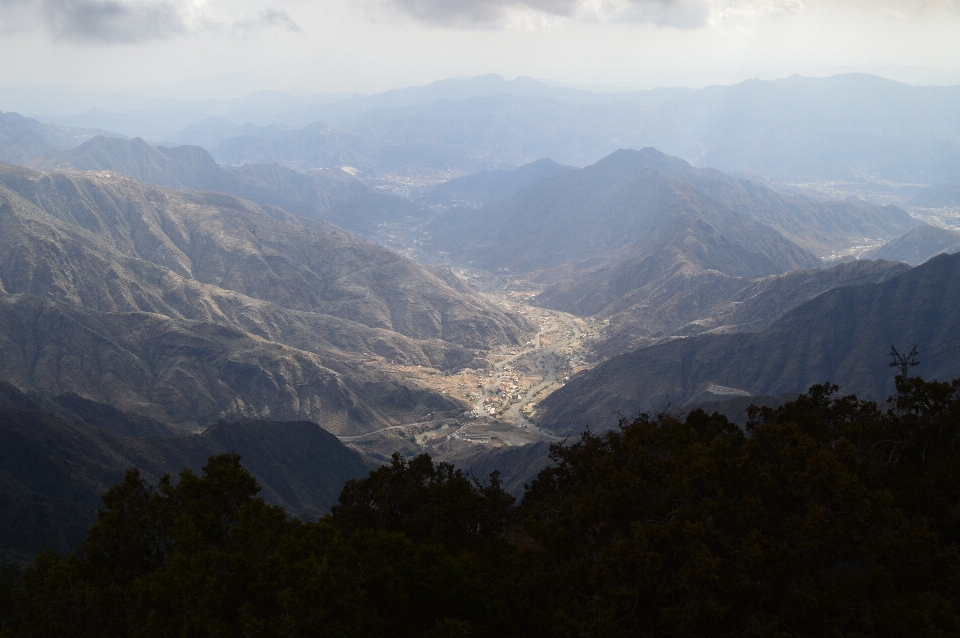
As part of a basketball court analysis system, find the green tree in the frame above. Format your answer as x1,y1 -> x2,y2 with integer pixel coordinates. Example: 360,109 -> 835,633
516,380 -> 960,636
7,379 -> 960,637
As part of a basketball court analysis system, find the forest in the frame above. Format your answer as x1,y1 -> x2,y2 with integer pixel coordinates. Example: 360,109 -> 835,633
3,375 -> 960,637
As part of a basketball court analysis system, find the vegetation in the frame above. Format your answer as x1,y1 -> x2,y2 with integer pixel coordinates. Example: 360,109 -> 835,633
5,376 -> 960,636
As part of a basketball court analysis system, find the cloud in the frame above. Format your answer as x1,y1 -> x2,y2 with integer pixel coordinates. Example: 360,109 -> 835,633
0,0 -> 302,42
382,0 -> 712,28
618,0 -> 711,28
234,7 -> 302,33
41,0 -> 187,42
387,0 -> 578,26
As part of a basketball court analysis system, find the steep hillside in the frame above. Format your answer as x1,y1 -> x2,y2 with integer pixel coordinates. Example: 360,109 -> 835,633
600,148 -> 919,256
421,158 -> 573,208
426,149 -> 819,275
541,258 -> 909,356
909,183 -> 960,207
423,148 -> 917,359
0,382 -> 368,563
0,111 -> 125,165
34,135 -> 430,236
0,163 -> 528,349
38,136 -> 232,190
0,293 -> 462,434
863,225 -> 960,265
537,252 -> 960,435
228,162 -> 428,233
0,163 -> 531,431
211,123 -> 385,174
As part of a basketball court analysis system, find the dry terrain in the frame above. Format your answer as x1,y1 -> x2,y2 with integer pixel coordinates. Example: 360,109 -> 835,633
336,257 -> 599,466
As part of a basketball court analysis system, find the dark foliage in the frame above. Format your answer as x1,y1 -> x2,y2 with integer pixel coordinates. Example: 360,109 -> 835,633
6,377 -> 960,636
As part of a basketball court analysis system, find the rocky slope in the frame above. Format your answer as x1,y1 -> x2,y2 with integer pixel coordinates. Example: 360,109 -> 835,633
0,163 -> 531,431
426,149 -> 820,275
421,158 -> 573,209
537,252 -> 960,435
0,293 -> 462,434
0,111 -> 125,165
863,225 -> 960,265
33,135 -> 430,236
423,148 -> 916,357
543,258 -> 909,356
599,148 -> 919,257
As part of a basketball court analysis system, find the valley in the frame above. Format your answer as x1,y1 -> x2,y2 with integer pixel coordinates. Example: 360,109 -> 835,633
334,266 -> 595,468
8,12 -> 960,634
4,74 -> 960,562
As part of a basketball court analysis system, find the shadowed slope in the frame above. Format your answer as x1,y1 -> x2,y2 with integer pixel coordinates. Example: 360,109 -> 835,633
538,252 -> 960,435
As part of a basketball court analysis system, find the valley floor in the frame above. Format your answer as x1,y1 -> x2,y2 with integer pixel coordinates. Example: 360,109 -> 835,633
339,220 -> 601,468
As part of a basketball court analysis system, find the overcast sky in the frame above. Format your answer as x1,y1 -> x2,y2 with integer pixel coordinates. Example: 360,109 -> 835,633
2,0 -> 959,109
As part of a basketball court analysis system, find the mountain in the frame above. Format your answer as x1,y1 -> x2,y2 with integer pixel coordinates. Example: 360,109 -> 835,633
35,135 -> 430,236
875,140 -> 960,184
909,183 -> 960,208
547,258 -> 910,357
227,162 -> 428,233
423,148 -> 917,356
0,381 -> 369,563
588,148 -> 919,257
40,136 -> 235,191
863,225 -> 960,265
0,111 -> 125,165
273,74 -> 667,127
0,162 -> 531,431
160,117 -> 295,150
210,118 -> 513,177
536,252 -> 960,436
457,441 -> 553,498
0,293 -> 464,434
421,158 -> 573,208
38,108 -> 211,144
426,149 -> 820,275
206,74 -> 960,184
426,148 -> 916,275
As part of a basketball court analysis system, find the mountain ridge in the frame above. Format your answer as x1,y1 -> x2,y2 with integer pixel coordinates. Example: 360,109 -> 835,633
537,251 -> 960,435
0,381 -> 370,563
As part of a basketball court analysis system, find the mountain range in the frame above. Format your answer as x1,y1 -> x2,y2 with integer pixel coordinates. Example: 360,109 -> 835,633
8,72 -> 960,581
30,135 -> 430,237
0,111 -> 125,166
12,74 -> 960,187
155,74 -> 960,184
0,162 -> 531,433
420,158 -> 573,209
537,251 -> 960,435
424,148 -> 918,353
564,258 -> 910,357
427,148 -> 917,270
863,224 -> 960,265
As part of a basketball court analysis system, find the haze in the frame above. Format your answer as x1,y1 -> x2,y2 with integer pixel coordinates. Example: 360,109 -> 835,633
2,0 -> 960,112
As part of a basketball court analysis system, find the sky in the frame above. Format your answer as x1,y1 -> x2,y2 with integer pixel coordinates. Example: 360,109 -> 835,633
1,0 -> 960,112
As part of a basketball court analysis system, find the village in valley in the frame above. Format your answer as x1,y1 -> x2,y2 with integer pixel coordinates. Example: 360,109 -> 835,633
337,263 -> 602,467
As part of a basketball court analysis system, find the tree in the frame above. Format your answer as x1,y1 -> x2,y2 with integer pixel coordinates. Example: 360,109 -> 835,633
516,380 -> 960,636
7,379 -> 960,637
